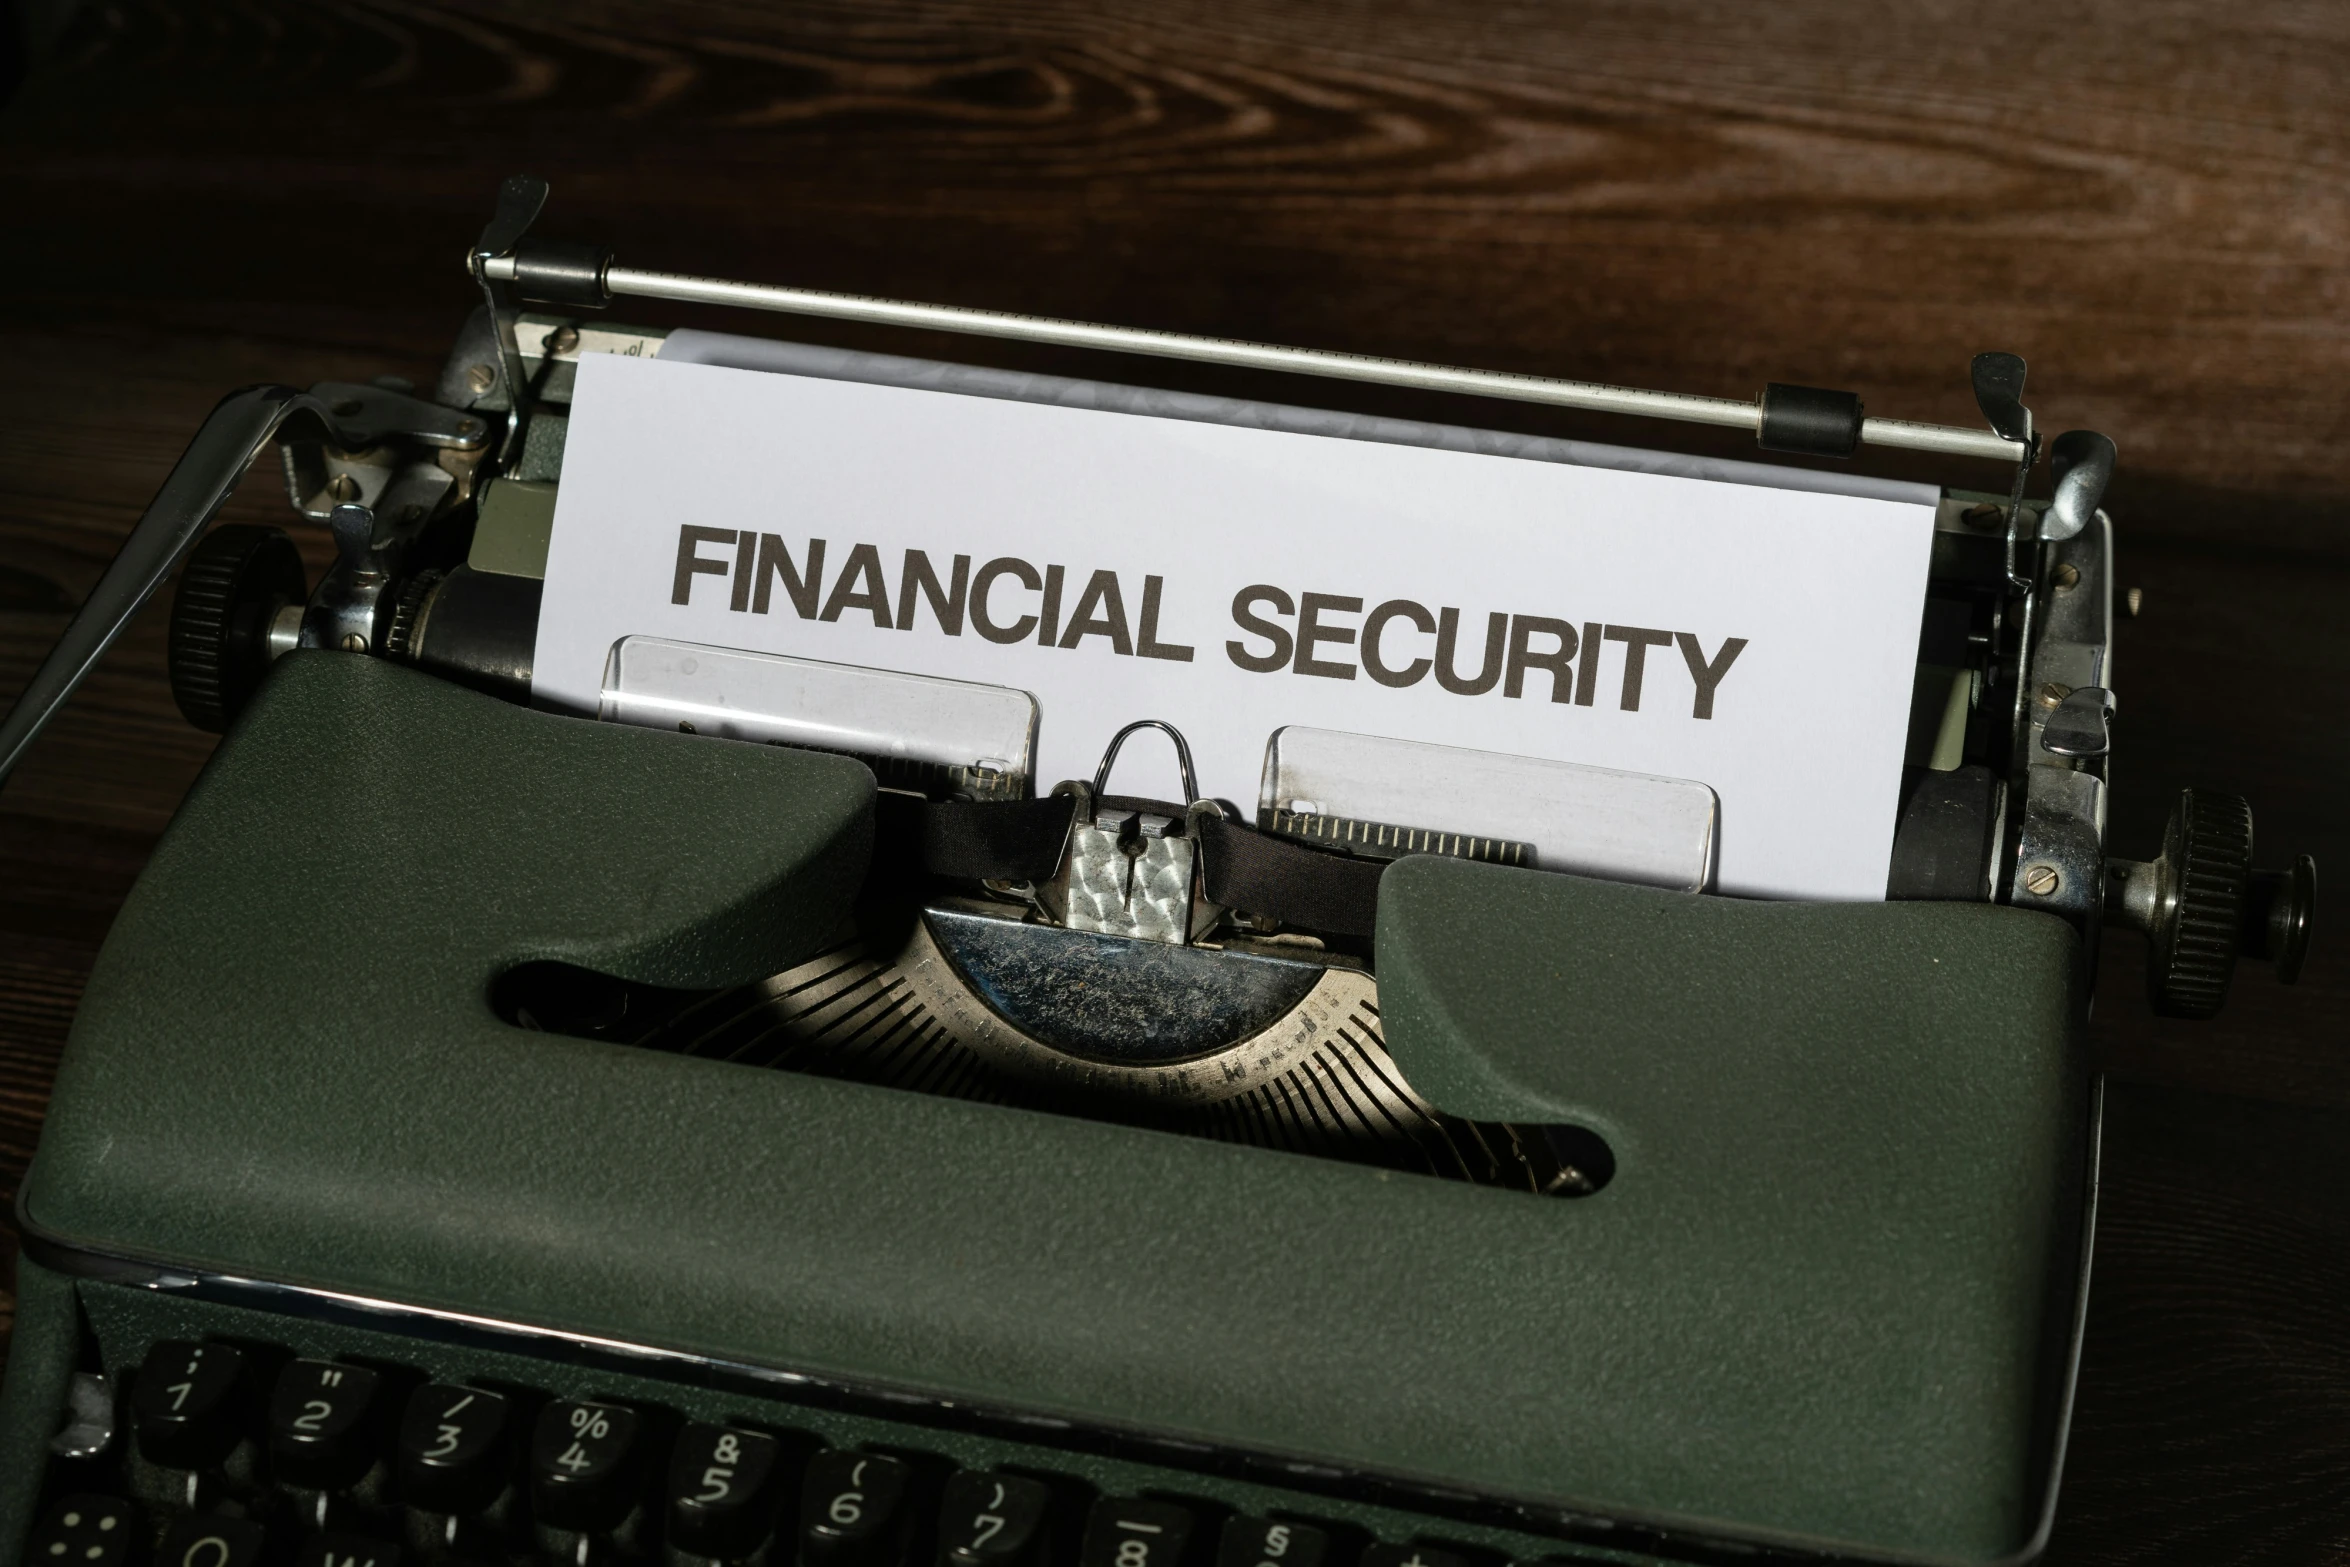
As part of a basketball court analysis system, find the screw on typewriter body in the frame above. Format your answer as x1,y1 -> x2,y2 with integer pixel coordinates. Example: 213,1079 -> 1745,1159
464,363 -> 497,395
544,322 -> 581,354
1961,502 -> 2007,531
2022,863 -> 2062,897
2050,562 -> 2081,593
2036,681 -> 2072,710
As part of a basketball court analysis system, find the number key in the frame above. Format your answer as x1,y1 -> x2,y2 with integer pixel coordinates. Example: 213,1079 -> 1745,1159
269,1359 -> 385,1489
1079,1499 -> 1194,1567
160,1515 -> 268,1567
530,1399 -> 643,1531
800,1450 -> 913,1567
939,1471 -> 1053,1567
29,1495 -> 139,1567
131,1339 -> 249,1470
398,1384 -> 513,1514
667,1422 -> 782,1559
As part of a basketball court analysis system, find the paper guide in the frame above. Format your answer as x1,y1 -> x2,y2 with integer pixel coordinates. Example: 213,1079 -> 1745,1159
534,351 -> 1936,900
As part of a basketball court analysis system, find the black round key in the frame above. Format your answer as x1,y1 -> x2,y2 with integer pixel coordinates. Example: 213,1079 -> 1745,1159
1216,1519 -> 1328,1567
1078,1499 -> 1194,1567
270,1359 -> 385,1489
294,1536 -> 401,1567
399,1383 -> 514,1514
131,1339 -> 249,1470
1357,1547 -> 1465,1567
159,1514 -> 268,1567
799,1450 -> 912,1567
667,1422 -> 781,1559
940,1471 -> 1054,1567
531,1399 -> 643,1531
30,1495 -> 141,1567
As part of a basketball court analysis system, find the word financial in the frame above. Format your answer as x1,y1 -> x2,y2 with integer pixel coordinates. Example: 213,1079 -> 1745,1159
672,528 -> 1747,718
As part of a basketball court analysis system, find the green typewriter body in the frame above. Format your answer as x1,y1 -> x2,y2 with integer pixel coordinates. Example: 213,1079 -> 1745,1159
0,179 -> 2316,1567
6,654 -> 2088,1567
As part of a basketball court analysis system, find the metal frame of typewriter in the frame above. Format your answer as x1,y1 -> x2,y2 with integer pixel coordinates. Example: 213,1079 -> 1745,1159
0,174 -> 2319,1567
0,175 -> 2310,1018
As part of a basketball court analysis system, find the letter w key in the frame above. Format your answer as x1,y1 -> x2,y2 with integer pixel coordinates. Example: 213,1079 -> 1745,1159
304,1537 -> 400,1567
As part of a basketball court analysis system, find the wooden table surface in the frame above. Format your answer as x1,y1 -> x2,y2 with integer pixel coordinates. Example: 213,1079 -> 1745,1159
2,2 -> 2345,1557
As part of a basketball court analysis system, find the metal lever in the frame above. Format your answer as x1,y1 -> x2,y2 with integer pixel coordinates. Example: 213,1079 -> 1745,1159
0,384 -> 485,788
2042,431 -> 2117,542
2040,686 -> 2114,758
1970,353 -> 2034,447
469,174 -> 552,467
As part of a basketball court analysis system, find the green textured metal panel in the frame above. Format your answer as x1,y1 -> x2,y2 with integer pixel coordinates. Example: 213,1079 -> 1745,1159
15,656 -> 2085,1564
1376,857 -> 2087,1562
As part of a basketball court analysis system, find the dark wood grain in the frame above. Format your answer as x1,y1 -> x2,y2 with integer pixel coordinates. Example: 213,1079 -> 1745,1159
1,2 -> 2345,1558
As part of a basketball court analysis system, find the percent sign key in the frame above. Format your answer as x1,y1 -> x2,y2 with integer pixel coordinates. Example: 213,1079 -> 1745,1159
532,1398 -> 645,1531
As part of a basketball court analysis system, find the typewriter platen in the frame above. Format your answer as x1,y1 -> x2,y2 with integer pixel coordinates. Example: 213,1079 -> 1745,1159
0,178 -> 2318,1567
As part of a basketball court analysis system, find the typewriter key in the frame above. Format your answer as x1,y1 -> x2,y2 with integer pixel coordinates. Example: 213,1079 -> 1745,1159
938,1471 -> 1054,1567
667,1422 -> 783,1559
1357,1547 -> 1464,1567
29,1497 -> 141,1567
1078,1499 -> 1194,1567
269,1359 -> 385,1489
801,1451 -> 914,1567
1216,1520 -> 1327,1567
291,1536 -> 399,1567
531,1399 -> 644,1531
398,1384 -> 514,1514
131,1339 -> 250,1471
158,1515 -> 267,1567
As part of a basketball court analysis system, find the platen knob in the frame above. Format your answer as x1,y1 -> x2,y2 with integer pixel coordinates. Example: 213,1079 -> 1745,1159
2107,789 -> 2315,1020
168,523 -> 306,732
2146,789 -> 2253,1019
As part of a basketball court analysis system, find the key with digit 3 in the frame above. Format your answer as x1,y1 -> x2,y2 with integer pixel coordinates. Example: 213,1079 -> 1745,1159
398,1383 -> 515,1514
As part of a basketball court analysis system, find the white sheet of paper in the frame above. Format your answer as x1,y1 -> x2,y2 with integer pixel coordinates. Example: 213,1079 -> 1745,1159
537,353 -> 1937,900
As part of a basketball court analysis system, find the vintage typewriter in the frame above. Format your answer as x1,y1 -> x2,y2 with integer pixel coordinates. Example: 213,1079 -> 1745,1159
0,177 -> 2318,1567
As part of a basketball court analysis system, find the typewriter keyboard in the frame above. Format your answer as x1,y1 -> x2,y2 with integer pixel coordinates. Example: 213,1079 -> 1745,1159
20,1279 -> 1632,1567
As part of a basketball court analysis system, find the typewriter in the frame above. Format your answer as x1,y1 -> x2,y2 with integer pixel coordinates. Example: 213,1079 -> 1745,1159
0,177 -> 2318,1567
